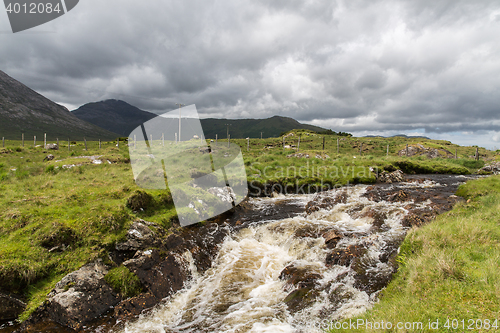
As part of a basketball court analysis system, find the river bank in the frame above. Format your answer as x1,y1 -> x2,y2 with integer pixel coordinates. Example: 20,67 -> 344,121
2,174 -> 482,332
0,136 -> 498,332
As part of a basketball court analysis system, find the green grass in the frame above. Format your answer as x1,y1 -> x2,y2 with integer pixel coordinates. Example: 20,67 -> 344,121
104,266 -> 143,299
330,176 -> 500,332
0,132 -> 496,322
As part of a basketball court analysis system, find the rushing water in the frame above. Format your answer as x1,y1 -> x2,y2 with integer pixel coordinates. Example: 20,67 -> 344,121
118,179 -> 450,333
3,175 -> 474,333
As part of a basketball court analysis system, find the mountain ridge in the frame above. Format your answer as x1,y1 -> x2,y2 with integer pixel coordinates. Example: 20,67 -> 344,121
0,70 -> 119,141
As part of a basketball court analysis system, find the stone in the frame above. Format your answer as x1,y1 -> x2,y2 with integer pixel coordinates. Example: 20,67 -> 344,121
0,293 -> 26,321
45,143 -> 59,150
43,154 -> 55,162
115,221 -> 158,251
479,162 -> 500,175
322,229 -> 341,248
44,260 -> 121,330
377,169 -> 405,183
124,252 -> 189,300
325,245 -> 366,267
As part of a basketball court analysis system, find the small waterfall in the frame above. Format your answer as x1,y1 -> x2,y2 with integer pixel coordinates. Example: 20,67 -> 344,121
120,176 -> 470,333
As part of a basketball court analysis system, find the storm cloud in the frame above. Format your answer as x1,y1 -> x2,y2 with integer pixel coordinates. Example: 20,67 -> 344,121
1,0 -> 499,147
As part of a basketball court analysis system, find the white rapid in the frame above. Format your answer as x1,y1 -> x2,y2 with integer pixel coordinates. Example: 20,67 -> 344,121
120,184 -> 430,333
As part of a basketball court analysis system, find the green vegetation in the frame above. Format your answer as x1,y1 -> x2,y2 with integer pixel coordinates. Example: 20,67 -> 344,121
104,266 -> 143,299
331,176 -> 500,332
0,131 -> 497,322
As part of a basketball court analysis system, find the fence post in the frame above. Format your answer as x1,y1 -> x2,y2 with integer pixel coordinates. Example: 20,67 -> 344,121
360,142 -> 363,156
322,137 -> 325,150
297,135 -> 300,152
162,133 -> 165,146
227,134 -> 230,148
99,139 -> 101,149
117,138 -> 119,148
247,137 -> 249,151
2,137 -> 4,148
134,135 -> 136,149
34,136 -> 36,147
455,149 -> 457,159
337,138 -> 339,154
44,133 -> 46,148
215,134 -> 218,146
283,136 -> 285,151
57,138 -> 59,148
175,133 -> 177,143
84,138 -> 88,151
406,144 -> 409,157
68,138 -> 70,151
22,133 -> 24,147
387,144 -> 389,157
475,147 -> 479,161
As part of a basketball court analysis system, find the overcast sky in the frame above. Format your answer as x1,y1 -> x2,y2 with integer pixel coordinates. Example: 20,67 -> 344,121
1,0 -> 500,148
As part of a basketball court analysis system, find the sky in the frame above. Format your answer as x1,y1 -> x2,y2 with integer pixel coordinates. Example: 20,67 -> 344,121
1,0 -> 500,149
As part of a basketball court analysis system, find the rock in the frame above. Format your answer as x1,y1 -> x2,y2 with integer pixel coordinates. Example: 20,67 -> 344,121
325,245 -> 366,267
116,221 -> 158,251
397,144 -> 453,158
45,143 -> 59,150
44,260 -> 121,330
286,153 -> 310,158
43,154 -> 55,162
114,293 -> 158,319
124,252 -> 189,300
0,293 -> 26,320
377,169 -> 405,183
305,189 -> 348,214
479,162 -> 500,174
322,230 -> 341,249
279,263 -> 322,313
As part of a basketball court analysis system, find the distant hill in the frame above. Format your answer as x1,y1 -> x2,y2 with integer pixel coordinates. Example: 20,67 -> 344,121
200,116 -> 328,139
70,99 -> 330,139
365,134 -> 431,140
0,70 -> 119,141
72,100 -> 157,137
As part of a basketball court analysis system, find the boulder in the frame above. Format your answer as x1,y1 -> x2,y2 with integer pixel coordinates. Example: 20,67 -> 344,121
43,154 -> 55,162
115,221 -> 158,251
45,143 -> 59,150
0,293 -> 26,321
325,244 -> 366,267
397,144 -> 453,158
305,189 -> 348,214
124,251 -> 189,300
44,260 -> 121,330
479,162 -> 500,175
377,169 -> 405,183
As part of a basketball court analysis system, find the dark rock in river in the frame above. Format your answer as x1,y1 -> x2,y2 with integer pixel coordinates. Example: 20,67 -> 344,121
124,251 -> 189,301
0,293 -> 26,321
305,189 -> 348,214
326,245 -> 367,267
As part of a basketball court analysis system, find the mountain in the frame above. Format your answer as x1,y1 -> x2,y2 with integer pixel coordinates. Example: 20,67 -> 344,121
200,116 -> 328,139
72,100 -> 157,137
71,99 -> 330,139
0,70 -> 119,141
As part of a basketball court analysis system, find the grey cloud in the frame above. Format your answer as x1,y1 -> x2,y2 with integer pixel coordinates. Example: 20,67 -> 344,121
0,0 -> 499,144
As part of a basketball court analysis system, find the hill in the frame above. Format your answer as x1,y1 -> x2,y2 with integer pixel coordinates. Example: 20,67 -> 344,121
72,100 -> 157,137
200,115 -> 328,139
0,70 -> 119,141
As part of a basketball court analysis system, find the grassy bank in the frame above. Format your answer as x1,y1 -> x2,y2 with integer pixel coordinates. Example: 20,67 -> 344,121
0,133 -> 496,322
331,176 -> 500,332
